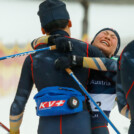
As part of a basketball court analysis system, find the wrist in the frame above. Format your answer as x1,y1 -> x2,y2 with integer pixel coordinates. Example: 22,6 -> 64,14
72,55 -> 83,67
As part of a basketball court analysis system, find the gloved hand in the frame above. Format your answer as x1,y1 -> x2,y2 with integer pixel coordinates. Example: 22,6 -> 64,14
48,35 -> 73,52
55,55 -> 83,70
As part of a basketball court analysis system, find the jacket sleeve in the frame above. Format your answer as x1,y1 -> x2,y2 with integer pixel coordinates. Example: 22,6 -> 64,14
83,57 -> 117,72
116,60 -> 130,119
10,56 -> 34,133
88,44 -> 105,57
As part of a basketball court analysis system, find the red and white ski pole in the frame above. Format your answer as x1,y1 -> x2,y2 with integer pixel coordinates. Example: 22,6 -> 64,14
0,122 -> 10,132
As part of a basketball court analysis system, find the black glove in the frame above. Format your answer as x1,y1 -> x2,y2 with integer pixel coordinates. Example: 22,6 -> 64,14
55,55 -> 83,70
48,34 -> 61,44
48,35 -> 73,52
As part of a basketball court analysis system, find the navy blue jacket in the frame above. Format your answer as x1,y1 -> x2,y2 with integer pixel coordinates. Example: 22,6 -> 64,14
10,30 -> 104,115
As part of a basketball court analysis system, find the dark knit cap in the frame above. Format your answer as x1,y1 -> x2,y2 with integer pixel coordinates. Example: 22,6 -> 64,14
91,28 -> 121,55
38,0 -> 70,28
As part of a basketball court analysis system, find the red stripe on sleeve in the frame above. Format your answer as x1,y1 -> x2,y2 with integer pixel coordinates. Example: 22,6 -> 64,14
29,54 -> 35,83
85,43 -> 90,101
126,81 -> 134,99
34,43 -> 47,49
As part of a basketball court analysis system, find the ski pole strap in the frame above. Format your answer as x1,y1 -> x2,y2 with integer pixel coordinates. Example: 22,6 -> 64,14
0,45 -> 56,61
0,122 -> 10,132
65,68 -> 120,134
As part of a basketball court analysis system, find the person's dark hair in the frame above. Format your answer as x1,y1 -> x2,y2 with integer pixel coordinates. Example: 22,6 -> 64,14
43,19 -> 69,33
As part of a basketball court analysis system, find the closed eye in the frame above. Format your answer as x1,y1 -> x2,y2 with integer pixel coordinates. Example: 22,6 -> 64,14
111,35 -> 117,40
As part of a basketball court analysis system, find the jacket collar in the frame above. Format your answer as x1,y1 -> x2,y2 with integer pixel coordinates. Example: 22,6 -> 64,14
50,30 -> 69,37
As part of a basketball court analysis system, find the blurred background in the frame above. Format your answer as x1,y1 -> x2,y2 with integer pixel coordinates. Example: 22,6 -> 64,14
0,0 -> 133,133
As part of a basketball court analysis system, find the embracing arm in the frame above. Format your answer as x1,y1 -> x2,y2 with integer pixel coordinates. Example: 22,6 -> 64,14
83,57 -> 117,71
54,55 -> 117,72
116,66 -> 131,119
87,44 -> 118,71
116,60 -> 131,119
32,35 -> 117,72
10,56 -> 33,134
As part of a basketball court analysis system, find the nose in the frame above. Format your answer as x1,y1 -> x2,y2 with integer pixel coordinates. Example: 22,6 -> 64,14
105,35 -> 110,41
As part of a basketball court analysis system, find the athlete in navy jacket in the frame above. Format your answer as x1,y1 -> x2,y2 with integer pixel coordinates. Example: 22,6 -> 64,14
53,28 -> 121,134
117,40 -> 134,134
9,0 -> 104,134
85,28 -> 119,134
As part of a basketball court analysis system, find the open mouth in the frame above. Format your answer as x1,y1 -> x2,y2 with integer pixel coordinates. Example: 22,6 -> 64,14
101,40 -> 110,47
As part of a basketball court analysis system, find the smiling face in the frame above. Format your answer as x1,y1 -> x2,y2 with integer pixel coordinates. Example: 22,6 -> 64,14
92,30 -> 118,57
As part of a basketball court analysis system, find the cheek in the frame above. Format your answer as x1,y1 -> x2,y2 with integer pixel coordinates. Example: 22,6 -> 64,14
112,41 -> 118,50
92,37 -> 100,46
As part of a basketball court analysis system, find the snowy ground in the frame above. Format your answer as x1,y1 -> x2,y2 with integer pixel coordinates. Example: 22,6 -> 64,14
0,89 -> 130,134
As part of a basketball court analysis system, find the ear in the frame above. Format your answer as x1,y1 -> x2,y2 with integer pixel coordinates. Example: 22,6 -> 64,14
68,20 -> 72,28
41,27 -> 46,35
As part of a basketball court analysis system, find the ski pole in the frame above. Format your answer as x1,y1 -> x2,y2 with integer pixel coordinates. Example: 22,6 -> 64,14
0,45 -> 56,61
65,68 -> 120,134
0,122 -> 10,132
